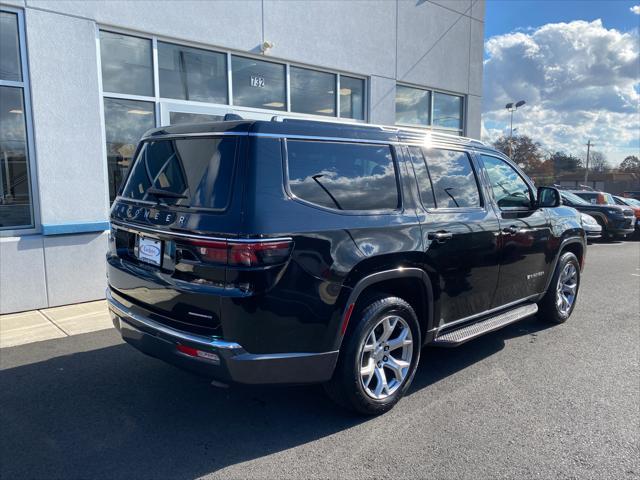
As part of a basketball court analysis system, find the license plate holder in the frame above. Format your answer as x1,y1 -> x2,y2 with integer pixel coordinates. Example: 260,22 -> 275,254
137,235 -> 163,266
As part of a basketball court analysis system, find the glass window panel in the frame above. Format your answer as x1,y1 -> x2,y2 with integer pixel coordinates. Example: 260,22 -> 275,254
432,92 -> 463,130
395,85 -> 430,126
424,149 -> 480,209
0,12 -> 22,82
121,137 -> 237,210
100,31 -> 153,96
169,112 -> 225,125
158,42 -> 227,104
290,67 -> 336,117
287,140 -> 399,211
340,76 -> 365,120
408,146 -> 435,209
0,86 -> 33,228
481,155 -> 532,209
231,56 -> 286,110
104,98 -> 156,202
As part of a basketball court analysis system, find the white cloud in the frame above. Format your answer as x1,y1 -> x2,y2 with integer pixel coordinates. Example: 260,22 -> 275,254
631,5 -> 640,14
482,20 -> 640,166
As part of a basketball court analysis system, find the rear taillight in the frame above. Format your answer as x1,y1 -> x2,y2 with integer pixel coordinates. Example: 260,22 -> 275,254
228,241 -> 293,266
179,238 -> 293,267
185,239 -> 228,264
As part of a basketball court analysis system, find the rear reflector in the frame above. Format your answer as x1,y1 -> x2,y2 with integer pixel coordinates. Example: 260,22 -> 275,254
176,344 -> 220,364
180,238 -> 293,267
341,303 -> 355,335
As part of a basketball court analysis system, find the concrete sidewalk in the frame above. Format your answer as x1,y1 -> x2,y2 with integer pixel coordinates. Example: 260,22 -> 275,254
0,300 -> 111,349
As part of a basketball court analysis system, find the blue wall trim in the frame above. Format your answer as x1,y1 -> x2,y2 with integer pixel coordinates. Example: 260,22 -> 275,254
42,221 -> 110,236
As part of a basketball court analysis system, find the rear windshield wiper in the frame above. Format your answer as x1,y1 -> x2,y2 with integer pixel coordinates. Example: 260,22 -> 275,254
146,187 -> 188,200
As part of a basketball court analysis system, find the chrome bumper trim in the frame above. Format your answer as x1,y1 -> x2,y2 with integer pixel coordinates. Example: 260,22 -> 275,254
106,288 -> 242,350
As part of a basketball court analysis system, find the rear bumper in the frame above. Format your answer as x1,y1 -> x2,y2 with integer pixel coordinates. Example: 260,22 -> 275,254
107,289 -> 338,385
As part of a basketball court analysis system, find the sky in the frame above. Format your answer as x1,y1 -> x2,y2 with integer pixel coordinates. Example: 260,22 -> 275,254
482,0 -> 640,166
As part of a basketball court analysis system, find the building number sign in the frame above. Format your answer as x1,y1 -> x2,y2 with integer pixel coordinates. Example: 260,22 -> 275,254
250,75 -> 265,88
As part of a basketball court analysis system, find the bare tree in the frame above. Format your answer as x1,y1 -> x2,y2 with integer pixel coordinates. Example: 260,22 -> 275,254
589,151 -> 608,172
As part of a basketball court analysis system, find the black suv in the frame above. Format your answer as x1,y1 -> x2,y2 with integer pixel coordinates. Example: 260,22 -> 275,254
559,190 -> 635,239
107,119 -> 585,414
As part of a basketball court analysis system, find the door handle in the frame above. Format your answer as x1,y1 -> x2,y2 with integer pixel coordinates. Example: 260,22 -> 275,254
428,231 -> 453,243
502,225 -> 521,235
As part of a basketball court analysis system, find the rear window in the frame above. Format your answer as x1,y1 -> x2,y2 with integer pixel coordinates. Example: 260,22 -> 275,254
120,137 -> 237,210
286,140 -> 399,211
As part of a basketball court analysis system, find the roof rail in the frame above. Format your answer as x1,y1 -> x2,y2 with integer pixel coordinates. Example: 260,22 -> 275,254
269,115 -> 487,147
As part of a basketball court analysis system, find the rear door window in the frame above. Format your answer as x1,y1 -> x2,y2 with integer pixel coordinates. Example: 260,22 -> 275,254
120,137 -> 237,210
286,140 -> 399,211
423,148 -> 481,208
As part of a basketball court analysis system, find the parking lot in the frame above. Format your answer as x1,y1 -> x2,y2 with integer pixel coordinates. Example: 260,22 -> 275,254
1,240 -> 638,480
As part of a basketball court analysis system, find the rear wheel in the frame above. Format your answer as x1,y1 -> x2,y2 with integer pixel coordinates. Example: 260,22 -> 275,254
324,296 -> 421,415
538,252 -> 580,323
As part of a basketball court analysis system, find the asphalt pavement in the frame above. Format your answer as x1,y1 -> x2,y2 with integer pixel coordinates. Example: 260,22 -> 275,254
1,240 -> 639,480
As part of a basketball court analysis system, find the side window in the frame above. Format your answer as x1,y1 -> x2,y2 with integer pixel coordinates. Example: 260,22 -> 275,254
287,140 -> 399,211
408,146 -> 435,209
480,155 -> 532,209
423,149 -> 481,208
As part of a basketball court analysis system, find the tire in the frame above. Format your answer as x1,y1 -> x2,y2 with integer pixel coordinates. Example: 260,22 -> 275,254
538,252 -> 580,324
323,296 -> 421,415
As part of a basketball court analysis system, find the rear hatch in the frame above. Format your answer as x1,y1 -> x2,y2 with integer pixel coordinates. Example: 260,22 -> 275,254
107,131 -> 293,337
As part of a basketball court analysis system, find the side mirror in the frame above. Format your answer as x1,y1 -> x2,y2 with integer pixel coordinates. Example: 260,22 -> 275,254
536,186 -> 561,208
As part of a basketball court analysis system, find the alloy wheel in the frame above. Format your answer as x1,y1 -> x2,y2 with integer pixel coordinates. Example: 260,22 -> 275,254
359,315 -> 413,400
556,263 -> 578,316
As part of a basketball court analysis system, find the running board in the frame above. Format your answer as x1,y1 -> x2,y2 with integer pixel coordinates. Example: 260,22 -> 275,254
431,303 -> 538,347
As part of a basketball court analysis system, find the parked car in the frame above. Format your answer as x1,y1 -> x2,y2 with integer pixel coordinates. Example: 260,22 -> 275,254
107,118 -> 585,415
622,191 -> 640,201
613,195 -> 640,236
560,191 -> 635,239
570,189 -> 617,206
580,213 -> 602,241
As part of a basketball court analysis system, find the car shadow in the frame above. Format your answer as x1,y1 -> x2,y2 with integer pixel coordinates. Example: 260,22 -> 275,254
0,316 -> 554,480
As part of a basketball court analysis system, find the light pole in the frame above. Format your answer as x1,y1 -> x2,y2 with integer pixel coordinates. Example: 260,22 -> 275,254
505,100 -> 526,158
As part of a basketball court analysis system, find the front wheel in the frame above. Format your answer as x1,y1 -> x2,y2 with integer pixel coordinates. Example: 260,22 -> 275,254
323,296 -> 421,415
538,252 -> 580,323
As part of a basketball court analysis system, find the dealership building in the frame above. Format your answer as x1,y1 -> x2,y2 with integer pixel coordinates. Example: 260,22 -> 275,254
0,0 -> 485,313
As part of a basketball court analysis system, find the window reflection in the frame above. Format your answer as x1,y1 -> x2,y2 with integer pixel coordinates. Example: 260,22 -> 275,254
340,76 -> 365,120
158,42 -> 227,104
481,155 -> 531,208
100,31 -> 153,96
433,92 -> 462,130
231,56 -> 286,110
0,86 -> 32,228
287,141 -> 398,211
408,146 -> 435,208
169,112 -> 224,125
424,149 -> 480,208
290,67 -> 335,117
104,98 -> 155,202
0,12 -> 22,82
396,85 -> 430,126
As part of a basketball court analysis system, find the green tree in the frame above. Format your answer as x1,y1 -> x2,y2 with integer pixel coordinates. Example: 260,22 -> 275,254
619,155 -> 640,173
548,151 -> 583,173
492,135 -> 544,173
